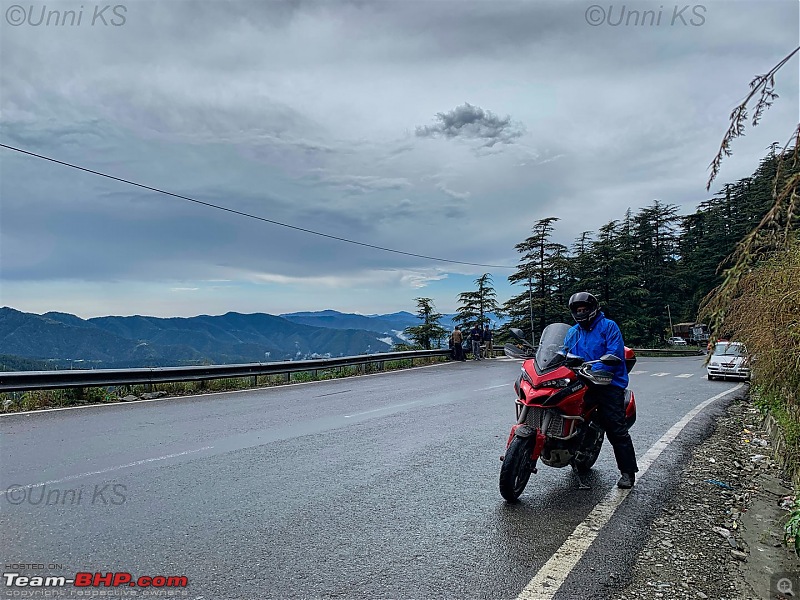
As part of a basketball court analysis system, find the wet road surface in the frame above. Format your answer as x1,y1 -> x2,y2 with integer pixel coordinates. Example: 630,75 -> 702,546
0,356 -> 743,599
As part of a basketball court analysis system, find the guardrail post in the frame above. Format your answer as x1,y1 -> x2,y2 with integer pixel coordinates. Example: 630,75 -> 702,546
251,376 -> 257,387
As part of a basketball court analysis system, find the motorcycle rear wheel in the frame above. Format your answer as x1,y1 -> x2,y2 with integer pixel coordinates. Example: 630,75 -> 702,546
499,436 -> 533,502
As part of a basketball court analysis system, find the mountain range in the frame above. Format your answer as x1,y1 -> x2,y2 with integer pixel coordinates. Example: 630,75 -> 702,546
0,308 -> 408,369
0,307 -> 508,370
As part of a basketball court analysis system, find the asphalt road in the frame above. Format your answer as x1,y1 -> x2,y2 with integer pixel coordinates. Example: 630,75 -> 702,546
0,355 -> 743,599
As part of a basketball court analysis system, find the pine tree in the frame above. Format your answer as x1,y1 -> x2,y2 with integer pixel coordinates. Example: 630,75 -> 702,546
454,273 -> 504,330
403,298 -> 448,350
502,217 -> 567,343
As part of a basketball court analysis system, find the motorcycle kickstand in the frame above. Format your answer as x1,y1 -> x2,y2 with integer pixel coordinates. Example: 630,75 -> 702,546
572,464 -> 591,490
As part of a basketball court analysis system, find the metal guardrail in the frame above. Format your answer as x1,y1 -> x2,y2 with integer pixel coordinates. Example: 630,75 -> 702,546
0,346 -> 703,393
0,349 -> 451,393
632,348 -> 705,355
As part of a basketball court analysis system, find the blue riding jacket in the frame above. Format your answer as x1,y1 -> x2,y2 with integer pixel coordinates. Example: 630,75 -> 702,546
563,311 -> 629,389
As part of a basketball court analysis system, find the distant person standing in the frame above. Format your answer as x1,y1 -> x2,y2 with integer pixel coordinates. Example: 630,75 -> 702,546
483,325 -> 493,358
451,326 -> 465,361
470,324 -> 483,361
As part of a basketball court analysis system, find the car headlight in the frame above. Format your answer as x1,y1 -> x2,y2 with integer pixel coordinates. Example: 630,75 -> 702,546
710,362 -> 719,367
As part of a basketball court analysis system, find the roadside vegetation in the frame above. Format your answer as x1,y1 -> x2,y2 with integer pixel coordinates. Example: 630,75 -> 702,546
698,45 -> 800,552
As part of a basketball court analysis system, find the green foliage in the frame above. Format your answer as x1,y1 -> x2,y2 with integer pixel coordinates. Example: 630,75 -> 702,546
1,387 -> 117,412
0,355 -> 53,371
497,152 -> 798,346
502,217 -> 570,343
752,387 -> 800,447
783,495 -> 800,556
717,240 -> 800,392
454,273 -> 504,330
403,297 -> 448,350
391,343 -> 416,351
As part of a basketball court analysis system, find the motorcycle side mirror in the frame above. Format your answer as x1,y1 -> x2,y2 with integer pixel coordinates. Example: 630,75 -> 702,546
600,354 -> 622,366
510,328 -> 526,341
510,328 -> 535,348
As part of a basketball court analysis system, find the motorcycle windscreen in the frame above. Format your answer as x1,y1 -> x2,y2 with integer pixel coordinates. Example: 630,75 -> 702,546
535,323 -> 572,371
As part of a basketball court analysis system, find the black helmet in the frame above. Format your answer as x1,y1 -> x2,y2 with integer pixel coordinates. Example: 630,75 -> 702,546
569,292 -> 600,325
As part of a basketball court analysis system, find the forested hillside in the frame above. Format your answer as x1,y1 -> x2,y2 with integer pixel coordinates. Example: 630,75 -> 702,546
500,147 -> 800,346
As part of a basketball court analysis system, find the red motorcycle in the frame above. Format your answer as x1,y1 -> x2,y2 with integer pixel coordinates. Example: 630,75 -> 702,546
499,324 -> 637,501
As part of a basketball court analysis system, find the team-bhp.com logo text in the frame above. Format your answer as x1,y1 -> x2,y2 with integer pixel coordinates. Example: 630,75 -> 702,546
5,4 -> 127,27
3,572 -> 188,588
585,4 -> 706,27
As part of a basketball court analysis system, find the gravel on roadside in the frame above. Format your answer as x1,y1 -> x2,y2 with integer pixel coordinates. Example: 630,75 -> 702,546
610,392 -> 798,600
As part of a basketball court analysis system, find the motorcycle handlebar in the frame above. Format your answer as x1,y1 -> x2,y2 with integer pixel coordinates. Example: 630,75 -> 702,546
576,364 -> 614,385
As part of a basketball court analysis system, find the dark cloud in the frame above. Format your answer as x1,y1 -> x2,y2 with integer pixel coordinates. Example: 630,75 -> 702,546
1,0 -> 798,316
415,103 -> 525,148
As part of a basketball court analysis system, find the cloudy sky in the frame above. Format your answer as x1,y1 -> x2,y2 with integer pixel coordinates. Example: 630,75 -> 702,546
1,0 -> 798,319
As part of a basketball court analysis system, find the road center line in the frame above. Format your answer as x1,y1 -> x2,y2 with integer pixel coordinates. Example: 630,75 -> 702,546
343,401 -> 422,418
516,383 -> 744,600
476,384 -> 509,391
0,446 -> 214,494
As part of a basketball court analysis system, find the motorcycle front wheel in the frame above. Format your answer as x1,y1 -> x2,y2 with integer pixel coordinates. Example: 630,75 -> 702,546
499,436 -> 534,502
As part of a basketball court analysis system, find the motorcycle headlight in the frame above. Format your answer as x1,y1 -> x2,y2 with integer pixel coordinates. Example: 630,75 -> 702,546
540,377 -> 572,388
520,368 -> 534,386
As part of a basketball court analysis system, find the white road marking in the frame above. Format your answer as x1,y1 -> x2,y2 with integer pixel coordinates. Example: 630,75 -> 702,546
0,446 -> 214,494
676,374 -> 695,378
476,384 -> 510,391
516,383 -> 744,600
629,370 -> 647,374
343,401 -> 422,418
651,372 -> 670,377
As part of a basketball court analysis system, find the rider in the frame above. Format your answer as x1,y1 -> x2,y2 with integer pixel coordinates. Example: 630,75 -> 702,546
563,292 -> 638,489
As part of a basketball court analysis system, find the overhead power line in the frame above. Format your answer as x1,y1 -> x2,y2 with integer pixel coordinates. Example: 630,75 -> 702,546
0,143 -> 515,270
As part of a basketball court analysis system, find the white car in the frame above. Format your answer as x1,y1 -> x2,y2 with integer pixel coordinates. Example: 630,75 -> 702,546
667,337 -> 687,346
707,342 -> 750,381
